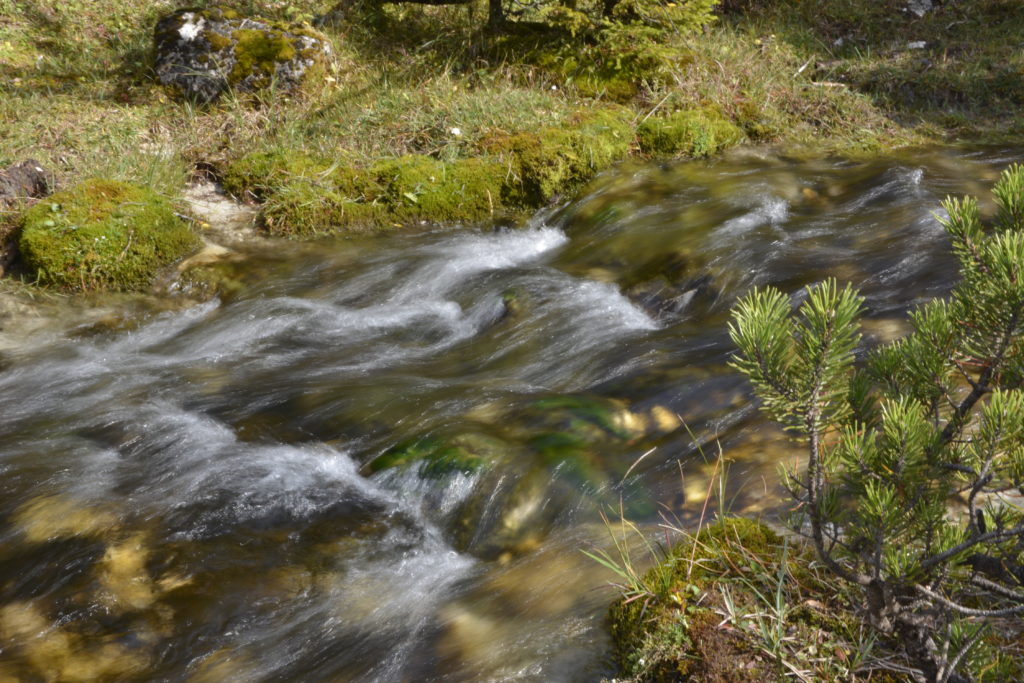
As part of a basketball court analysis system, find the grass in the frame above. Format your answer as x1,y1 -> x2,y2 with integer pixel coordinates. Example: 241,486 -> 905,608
588,437 -> 894,680
593,485 -> 935,682
601,512 -> 902,681
0,0 -> 1021,245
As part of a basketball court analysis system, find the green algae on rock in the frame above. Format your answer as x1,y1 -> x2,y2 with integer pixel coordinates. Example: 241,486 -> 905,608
153,7 -> 332,103
19,180 -> 200,291
365,434 -> 500,478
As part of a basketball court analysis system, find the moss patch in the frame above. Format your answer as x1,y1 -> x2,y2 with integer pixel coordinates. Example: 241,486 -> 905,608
18,180 -> 199,291
224,106 -> 633,235
228,28 -> 298,87
608,518 -> 873,681
373,155 -> 507,223
637,108 -> 745,157
483,105 -> 634,206
220,151 -> 339,201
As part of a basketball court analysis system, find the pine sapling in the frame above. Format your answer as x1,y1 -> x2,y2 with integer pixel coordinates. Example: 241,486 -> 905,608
729,165 -> 1024,683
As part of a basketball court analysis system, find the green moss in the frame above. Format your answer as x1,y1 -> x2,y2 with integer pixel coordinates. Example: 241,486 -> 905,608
735,97 -> 786,141
486,105 -> 633,206
229,28 -> 297,87
221,151 -> 336,200
221,107 -> 630,235
198,7 -> 240,22
371,155 -> 507,224
18,179 -> 200,291
490,22 -> 696,102
637,108 -> 745,157
203,29 -> 232,52
260,177 -> 386,236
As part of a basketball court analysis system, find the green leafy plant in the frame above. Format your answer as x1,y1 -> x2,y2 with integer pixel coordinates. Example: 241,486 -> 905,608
729,165 -> 1024,682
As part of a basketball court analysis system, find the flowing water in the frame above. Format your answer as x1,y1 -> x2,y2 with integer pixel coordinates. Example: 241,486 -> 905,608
0,146 -> 1020,681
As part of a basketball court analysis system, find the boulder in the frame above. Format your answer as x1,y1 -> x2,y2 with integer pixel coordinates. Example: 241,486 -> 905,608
18,179 -> 200,291
153,7 -> 332,104
0,160 -> 49,207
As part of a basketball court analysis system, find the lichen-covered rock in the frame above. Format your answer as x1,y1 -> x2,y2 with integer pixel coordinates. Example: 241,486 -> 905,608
19,179 -> 200,291
153,7 -> 331,103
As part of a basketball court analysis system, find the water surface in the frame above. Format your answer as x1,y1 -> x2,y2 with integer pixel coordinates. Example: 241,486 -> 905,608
0,146 -> 1018,681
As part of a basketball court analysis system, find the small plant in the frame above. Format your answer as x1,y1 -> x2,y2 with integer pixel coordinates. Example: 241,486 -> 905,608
729,164 -> 1024,682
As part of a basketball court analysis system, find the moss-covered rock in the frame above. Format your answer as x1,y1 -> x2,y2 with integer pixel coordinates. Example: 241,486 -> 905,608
221,105 -> 631,235
260,178 -> 387,236
485,106 -> 634,206
220,151 -> 338,201
637,108 -> 745,157
19,179 -> 200,291
224,151 -> 509,235
153,7 -> 331,103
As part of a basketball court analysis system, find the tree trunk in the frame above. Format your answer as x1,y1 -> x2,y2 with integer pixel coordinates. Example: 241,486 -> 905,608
487,0 -> 505,28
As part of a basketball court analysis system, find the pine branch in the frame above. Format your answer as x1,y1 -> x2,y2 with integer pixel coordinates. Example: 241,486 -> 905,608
920,522 -> 1024,572
940,307 -> 1021,445
915,584 -> 1024,617
970,575 -> 1024,602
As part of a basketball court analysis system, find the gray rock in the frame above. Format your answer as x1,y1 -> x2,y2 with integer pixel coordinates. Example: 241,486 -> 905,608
0,160 -> 49,207
905,0 -> 933,17
153,7 -> 332,104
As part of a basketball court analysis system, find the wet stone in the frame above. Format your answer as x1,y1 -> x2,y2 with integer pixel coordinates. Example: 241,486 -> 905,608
13,496 -> 119,544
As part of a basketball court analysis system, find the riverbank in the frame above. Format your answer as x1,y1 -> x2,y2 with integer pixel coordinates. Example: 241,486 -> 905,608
2,0 -> 1022,253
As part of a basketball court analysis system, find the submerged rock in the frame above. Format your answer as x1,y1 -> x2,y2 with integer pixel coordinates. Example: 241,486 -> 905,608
13,496 -> 119,544
365,433 -> 506,478
154,7 -> 332,103
0,600 -> 150,681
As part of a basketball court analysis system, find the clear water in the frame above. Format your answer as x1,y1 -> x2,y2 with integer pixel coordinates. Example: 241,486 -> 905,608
0,146 -> 1018,681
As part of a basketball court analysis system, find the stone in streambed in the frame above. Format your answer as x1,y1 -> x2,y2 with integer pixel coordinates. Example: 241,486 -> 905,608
12,495 -> 119,544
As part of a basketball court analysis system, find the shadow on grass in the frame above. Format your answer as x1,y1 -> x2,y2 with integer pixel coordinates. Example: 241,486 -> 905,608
755,0 -> 1024,133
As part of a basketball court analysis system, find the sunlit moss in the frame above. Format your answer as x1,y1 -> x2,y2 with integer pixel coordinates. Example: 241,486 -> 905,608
19,179 -> 199,292
637,108 -> 745,157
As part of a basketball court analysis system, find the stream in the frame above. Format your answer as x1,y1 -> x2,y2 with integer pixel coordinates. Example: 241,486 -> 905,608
0,146 -> 1019,681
